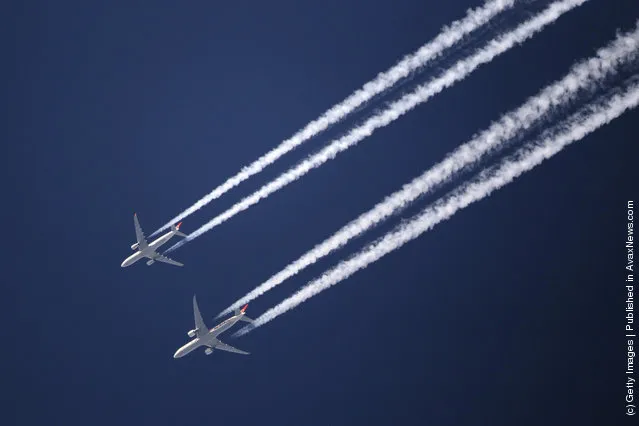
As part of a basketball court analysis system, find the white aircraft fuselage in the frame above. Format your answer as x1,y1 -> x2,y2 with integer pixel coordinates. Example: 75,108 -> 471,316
121,230 -> 177,267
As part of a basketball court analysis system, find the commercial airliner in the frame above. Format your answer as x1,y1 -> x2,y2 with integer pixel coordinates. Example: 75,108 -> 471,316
121,213 -> 186,267
174,295 -> 253,358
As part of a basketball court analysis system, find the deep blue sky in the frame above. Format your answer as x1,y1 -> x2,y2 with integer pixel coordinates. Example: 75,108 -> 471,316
5,1 -> 639,425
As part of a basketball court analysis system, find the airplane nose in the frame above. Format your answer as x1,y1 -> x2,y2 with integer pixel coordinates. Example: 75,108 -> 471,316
120,259 -> 129,267
173,349 -> 182,358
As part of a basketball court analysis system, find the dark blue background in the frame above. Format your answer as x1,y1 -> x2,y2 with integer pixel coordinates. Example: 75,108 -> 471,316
5,1 -> 639,424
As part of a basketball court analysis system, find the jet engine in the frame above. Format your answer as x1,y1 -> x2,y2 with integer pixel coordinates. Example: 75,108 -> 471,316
187,329 -> 197,338
130,243 -> 139,250
205,348 -> 213,355
146,259 -> 154,266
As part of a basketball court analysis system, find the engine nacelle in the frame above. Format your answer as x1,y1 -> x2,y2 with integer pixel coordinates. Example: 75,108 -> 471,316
131,243 -> 139,250
187,329 -> 196,338
205,348 -> 213,355
146,259 -> 154,266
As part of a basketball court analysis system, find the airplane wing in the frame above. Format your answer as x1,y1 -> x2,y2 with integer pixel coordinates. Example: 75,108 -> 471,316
133,214 -> 149,250
154,253 -> 184,267
213,340 -> 250,355
192,295 -> 209,337
239,315 -> 253,323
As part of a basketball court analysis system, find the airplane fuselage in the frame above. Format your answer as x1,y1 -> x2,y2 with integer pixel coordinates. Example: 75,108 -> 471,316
173,337 -> 204,358
121,231 -> 176,267
209,314 -> 243,336
173,313 -> 245,358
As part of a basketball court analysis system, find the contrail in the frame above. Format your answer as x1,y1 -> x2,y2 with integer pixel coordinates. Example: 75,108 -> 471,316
166,0 -> 588,252
237,81 -> 639,335
150,0 -> 517,237
218,25 -> 639,317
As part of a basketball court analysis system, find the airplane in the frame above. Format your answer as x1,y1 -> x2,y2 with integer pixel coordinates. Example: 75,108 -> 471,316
120,213 -> 186,267
173,295 -> 253,358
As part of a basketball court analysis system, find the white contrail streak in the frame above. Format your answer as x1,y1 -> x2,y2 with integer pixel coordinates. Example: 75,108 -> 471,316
219,25 -> 639,317
238,82 -> 639,334
167,0 -> 587,253
150,0 -> 517,237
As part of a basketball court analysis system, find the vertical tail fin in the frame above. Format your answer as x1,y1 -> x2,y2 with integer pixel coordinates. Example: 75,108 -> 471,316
234,304 -> 249,315
235,304 -> 252,322
172,222 -> 187,238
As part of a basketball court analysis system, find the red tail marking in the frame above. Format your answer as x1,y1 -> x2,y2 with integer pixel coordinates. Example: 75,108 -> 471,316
176,222 -> 182,229
240,304 -> 248,313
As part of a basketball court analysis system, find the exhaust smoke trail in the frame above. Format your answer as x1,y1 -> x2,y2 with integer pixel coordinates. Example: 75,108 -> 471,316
219,25 -> 639,317
151,0 -> 517,237
166,0 -> 588,253
237,81 -> 639,334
